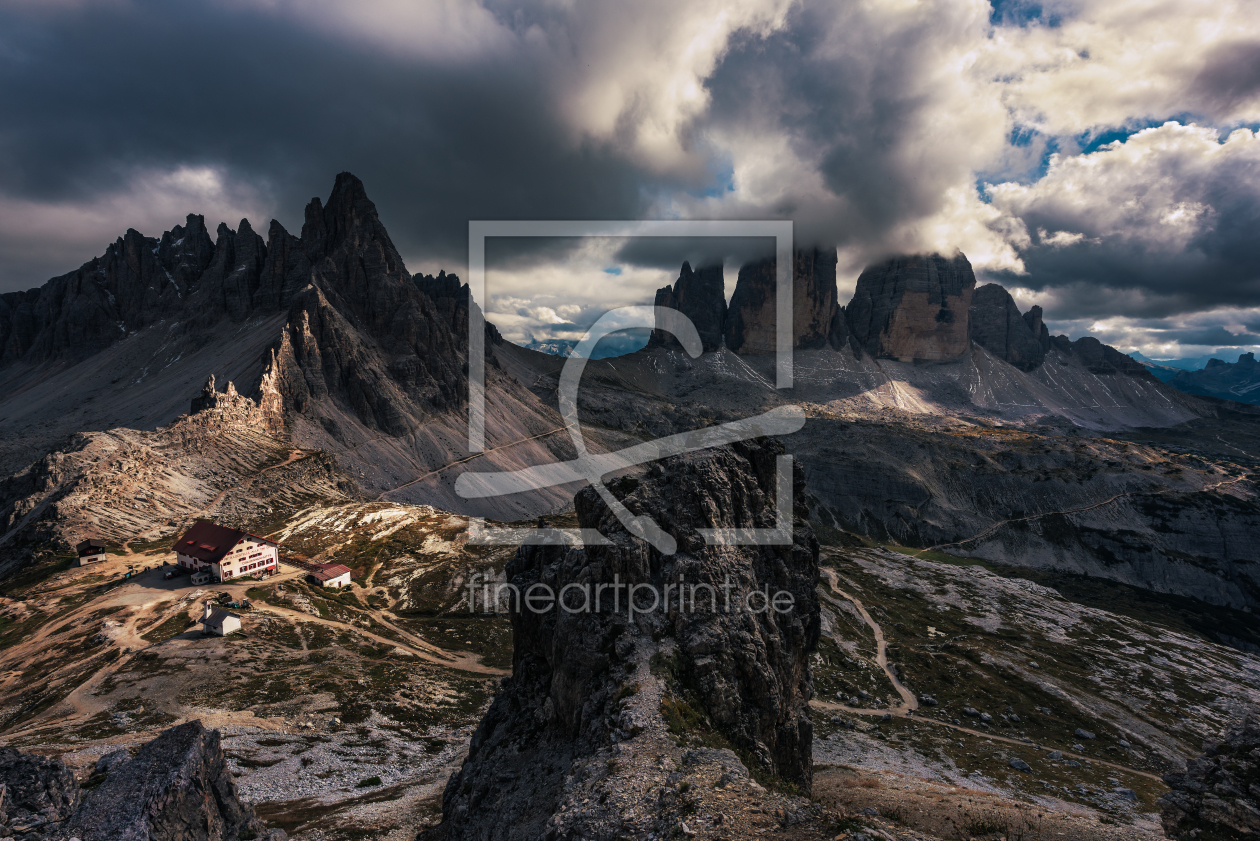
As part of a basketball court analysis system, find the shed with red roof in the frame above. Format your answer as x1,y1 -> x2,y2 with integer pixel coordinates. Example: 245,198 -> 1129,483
308,564 -> 352,589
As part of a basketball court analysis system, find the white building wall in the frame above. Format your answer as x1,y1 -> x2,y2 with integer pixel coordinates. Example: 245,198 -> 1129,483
214,536 -> 279,580
321,572 -> 351,589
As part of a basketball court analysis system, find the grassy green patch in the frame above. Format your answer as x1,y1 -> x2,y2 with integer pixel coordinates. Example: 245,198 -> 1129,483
0,554 -> 76,596
391,613 -> 512,670
0,610 -> 47,649
141,609 -> 195,643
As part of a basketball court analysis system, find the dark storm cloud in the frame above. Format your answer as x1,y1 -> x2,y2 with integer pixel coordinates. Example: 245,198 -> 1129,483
699,1 -> 997,252
2,0 -> 1259,365
1191,41 -> 1260,117
993,232 -> 1260,321
612,237 -> 776,272
0,1 -> 655,291
986,122 -> 1260,323
1157,326 -> 1260,346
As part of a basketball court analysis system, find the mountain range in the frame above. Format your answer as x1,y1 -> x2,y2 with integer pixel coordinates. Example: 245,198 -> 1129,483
1164,353 -> 1260,405
1,173 -> 1259,841
1,173 -> 1258,614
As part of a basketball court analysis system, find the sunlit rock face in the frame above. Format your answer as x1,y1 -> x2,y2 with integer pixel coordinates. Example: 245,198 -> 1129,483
846,252 -> 976,363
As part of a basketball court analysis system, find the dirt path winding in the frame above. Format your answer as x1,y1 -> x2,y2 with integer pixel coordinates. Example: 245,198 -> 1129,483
811,698 -> 1161,782
813,571 -> 1162,783
821,568 -> 918,714
250,602 -> 506,676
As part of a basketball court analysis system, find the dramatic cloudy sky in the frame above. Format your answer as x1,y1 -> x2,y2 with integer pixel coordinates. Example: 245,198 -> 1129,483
0,0 -> 1258,358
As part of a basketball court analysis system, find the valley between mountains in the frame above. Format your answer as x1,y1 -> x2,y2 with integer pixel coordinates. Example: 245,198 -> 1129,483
0,174 -> 1256,841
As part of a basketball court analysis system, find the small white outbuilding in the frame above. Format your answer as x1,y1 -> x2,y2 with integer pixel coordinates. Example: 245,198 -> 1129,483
201,602 -> 241,636
308,564 -> 352,589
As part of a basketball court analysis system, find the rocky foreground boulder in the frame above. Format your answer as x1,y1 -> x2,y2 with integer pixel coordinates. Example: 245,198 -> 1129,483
0,746 -> 79,836
0,720 -> 282,841
68,720 -> 281,841
424,439 -> 822,840
1161,706 -> 1260,839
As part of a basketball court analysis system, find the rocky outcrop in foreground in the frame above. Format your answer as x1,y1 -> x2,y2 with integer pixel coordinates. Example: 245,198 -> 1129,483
1160,706 -> 1260,839
425,440 -> 822,840
0,720 -> 283,841
0,747 -> 78,836
190,373 -> 285,434
68,720 -> 281,840
846,252 -> 976,363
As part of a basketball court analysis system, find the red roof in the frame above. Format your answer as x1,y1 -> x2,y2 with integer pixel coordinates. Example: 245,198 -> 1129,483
310,564 -> 352,581
175,521 -> 279,564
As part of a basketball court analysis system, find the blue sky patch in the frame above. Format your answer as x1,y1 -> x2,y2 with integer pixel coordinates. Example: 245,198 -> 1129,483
989,0 -> 1062,28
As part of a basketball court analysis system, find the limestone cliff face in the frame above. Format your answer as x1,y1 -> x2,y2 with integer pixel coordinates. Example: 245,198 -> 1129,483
0,217 -> 213,366
969,284 -> 1046,371
723,247 -> 839,354
846,252 -> 976,363
429,440 -> 820,840
1022,304 -> 1051,353
649,262 -> 726,352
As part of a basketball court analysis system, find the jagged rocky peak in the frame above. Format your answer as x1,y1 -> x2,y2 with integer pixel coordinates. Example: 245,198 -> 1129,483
0,170 -> 441,374
300,171 -> 401,270
722,246 -> 840,354
414,268 -> 463,300
189,367 -> 284,433
427,439 -> 820,839
1050,334 -> 1155,379
1022,303 -> 1050,349
845,251 -> 976,363
157,213 -> 216,288
969,283 -> 1048,371
649,261 -> 726,352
